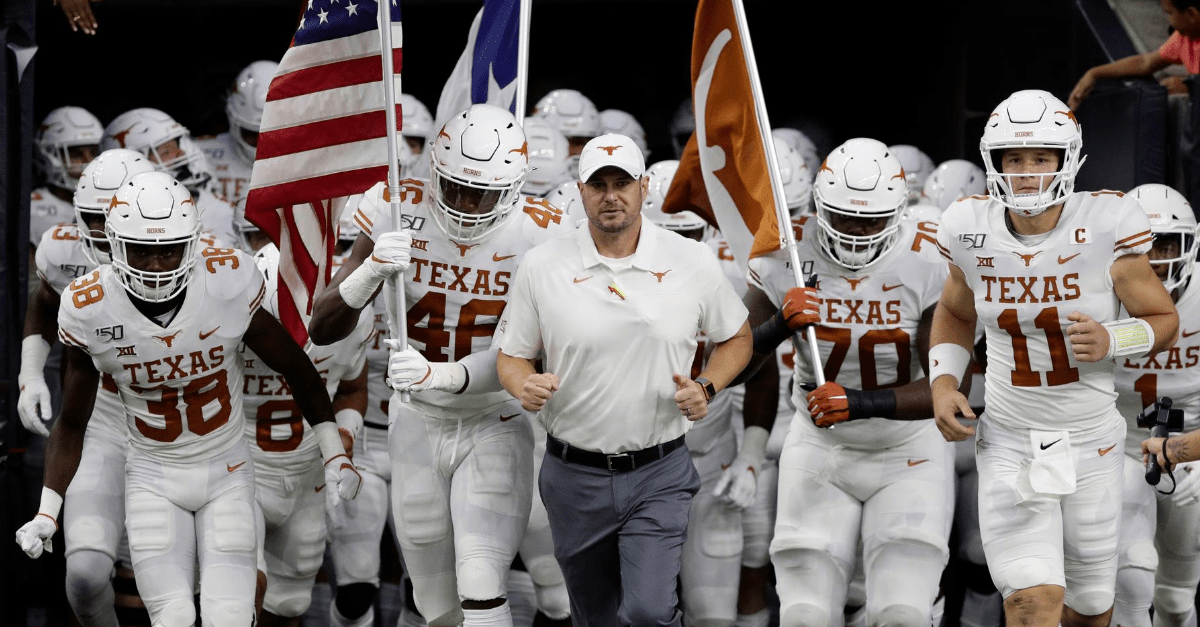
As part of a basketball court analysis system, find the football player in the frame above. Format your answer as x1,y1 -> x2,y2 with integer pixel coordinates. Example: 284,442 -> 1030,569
400,93 -> 436,181
101,107 -> 236,245
19,148 -> 154,627
749,138 -> 953,627
531,89 -> 600,169
198,60 -> 277,205
1111,184 -> 1200,627
931,89 -> 1178,627
241,243 -> 371,627
888,144 -> 936,207
309,103 -> 575,627
599,109 -> 649,158
15,171 -> 362,627
924,160 -> 986,214
520,118 -> 572,198
31,106 -> 102,247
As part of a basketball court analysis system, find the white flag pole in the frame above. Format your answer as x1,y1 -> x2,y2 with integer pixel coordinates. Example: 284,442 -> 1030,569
729,0 -> 824,387
514,0 -> 531,123
378,0 -> 411,402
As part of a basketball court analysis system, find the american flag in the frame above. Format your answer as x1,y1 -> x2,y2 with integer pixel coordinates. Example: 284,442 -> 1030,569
245,0 -> 403,345
433,0 -> 524,130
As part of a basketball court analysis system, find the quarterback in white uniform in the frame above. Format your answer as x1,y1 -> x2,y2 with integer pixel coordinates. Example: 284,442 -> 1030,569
1111,184 -> 1200,627
748,138 -> 952,627
19,149 -> 155,627
15,172 -> 362,627
310,104 -> 574,627
931,90 -> 1177,627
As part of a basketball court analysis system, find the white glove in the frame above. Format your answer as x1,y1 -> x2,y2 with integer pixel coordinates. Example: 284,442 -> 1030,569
18,378 -> 52,437
325,483 -> 347,531
15,515 -> 57,559
712,425 -> 769,510
368,231 -> 413,278
324,455 -> 364,502
383,339 -> 467,392
1173,461 -> 1200,506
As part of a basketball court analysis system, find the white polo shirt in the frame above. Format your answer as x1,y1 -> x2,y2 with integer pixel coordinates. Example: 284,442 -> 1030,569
498,217 -> 748,453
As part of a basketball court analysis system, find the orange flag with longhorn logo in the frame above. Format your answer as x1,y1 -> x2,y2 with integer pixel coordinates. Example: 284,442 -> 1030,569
662,0 -> 781,274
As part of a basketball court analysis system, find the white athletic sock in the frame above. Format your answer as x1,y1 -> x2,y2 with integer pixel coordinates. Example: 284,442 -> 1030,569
736,609 -> 770,627
960,589 -> 1003,627
331,600 -> 375,627
931,596 -> 946,627
464,603 -> 513,627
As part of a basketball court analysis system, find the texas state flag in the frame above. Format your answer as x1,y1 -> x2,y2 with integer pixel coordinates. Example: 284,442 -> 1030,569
433,0 -> 523,130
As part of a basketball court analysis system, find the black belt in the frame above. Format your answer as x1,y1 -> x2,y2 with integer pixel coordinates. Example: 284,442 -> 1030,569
364,421 -> 388,430
547,435 -> 685,472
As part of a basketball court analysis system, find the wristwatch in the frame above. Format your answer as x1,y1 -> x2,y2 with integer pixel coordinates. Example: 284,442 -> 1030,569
696,377 -> 717,402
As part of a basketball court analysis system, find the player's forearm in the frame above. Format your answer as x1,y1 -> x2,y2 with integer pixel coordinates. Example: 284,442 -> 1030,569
930,302 -> 976,350
1143,310 -> 1180,354
740,351 -> 778,431
46,348 -> 100,494
332,363 -> 368,416
24,280 -> 60,344
309,287 -> 378,346
43,417 -> 87,495
497,351 -> 537,399
699,322 -> 753,393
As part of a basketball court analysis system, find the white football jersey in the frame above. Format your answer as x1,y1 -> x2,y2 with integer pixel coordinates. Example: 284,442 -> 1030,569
353,179 -> 574,420
197,133 -> 253,205
1116,278 -> 1200,458
937,192 -> 1152,434
750,218 -> 947,449
57,248 -> 265,462
30,187 -> 74,245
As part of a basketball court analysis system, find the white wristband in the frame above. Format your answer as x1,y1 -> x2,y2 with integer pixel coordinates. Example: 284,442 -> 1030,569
334,408 -> 363,441
1103,318 -> 1155,360
338,262 -> 385,310
740,425 -> 770,467
928,343 -> 971,388
38,486 -> 64,522
20,335 -> 52,384
314,421 -> 347,463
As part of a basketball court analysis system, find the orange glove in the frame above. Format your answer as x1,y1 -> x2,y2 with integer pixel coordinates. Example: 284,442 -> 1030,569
781,287 -> 821,330
807,381 -> 850,428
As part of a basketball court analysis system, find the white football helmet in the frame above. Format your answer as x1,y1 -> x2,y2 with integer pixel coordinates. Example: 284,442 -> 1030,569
772,127 -> 820,180
105,172 -> 202,303
74,149 -> 157,265
924,159 -> 986,211
773,136 -> 813,217
888,144 -> 936,205
641,160 -> 706,232
548,180 -> 586,224
600,109 -> 649,158
532,89 -> 601,141
226,60 -> 278,164
980,89 -> 1085,217
521,118 -> 572,196
813,138 -> 907,270
429,104 -> 529,244
401,93 -> 435,145
36,106 -> 103,190
101,108 -> 212,191
669,99 -> 695,159
1130,183 -> 1198,294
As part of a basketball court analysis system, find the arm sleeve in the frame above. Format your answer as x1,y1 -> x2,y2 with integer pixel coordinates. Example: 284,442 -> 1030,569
495,255 -> 544,360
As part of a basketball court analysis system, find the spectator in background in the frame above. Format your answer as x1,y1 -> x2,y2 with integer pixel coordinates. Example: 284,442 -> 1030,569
54,0 -> 99,34
1069,0 -> 1200,109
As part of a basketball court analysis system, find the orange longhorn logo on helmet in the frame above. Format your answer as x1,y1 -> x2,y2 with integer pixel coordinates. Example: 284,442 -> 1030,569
509,142 -> 529,158
111,126 -> 137,148
891,168 -> 906,181
598,145 -> 621,155
1055,110 -> 1079,127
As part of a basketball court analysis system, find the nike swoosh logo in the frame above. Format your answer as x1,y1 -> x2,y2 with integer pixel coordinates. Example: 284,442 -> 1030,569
1098,444 -> 1117,456
315,485 -> 325,493
907,459 -> 929,467
573,276 -> 592,283
227,461 -> 246,473
1183,329 -> 1200,339
499,414 -> 520,422
313,355 -> 332,364
882,283 -> 903,292
493,253 -> 516,262
1039,439 -> 1062,450
1057,253 -> 1080,264
199,327 -> 220,340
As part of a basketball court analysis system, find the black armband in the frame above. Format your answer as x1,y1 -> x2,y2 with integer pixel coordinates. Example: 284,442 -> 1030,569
846,387 -> 898,421
752,309 -> 794,354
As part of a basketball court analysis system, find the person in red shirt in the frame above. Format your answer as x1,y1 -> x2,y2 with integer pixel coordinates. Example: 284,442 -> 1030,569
1069,0 -> 1200,109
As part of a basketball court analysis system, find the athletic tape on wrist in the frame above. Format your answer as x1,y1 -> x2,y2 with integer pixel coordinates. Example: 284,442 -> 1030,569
928,343 -> 971,388
1103,318 -> 1154,360
20,335 -> 52,383
338,263 -> 385,310
314,422 -> 347,463
38,487 -> 63,523
740,426 -> 770,467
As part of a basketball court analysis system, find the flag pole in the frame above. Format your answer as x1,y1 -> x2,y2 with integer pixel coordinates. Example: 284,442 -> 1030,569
514,0 -> 531,122
729,0 -> 824,387
378,0 -> 412,402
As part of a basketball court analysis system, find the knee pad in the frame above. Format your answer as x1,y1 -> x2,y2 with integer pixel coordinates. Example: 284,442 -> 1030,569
335,583 -> 378,620
1122,541 -> 1159,573
1153,585 -> 1197,616
1069,590 -> 1116,618
66,550 -> 116,605
868,604 -> 927,627
457,557 -> 507,602
964,561 -> 998,596
200,602 -> 255,627
152,598 -> 197,627
779,603 -> 830,627
264,576 -> 315,618
525,556 -> 569,620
